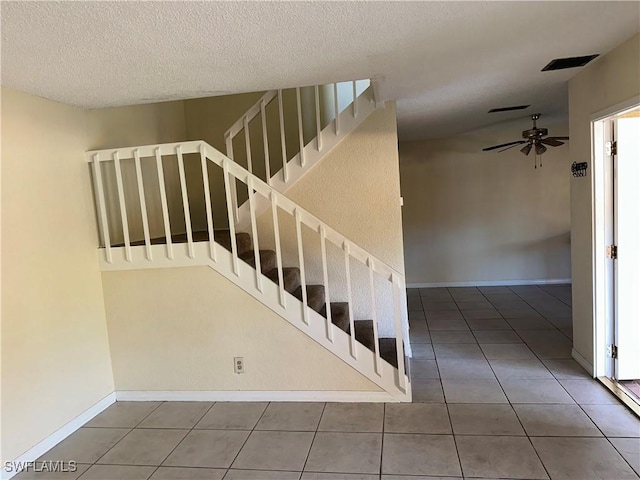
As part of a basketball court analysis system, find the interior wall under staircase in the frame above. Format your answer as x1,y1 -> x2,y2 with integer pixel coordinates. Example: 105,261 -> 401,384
101,266 -> 381,393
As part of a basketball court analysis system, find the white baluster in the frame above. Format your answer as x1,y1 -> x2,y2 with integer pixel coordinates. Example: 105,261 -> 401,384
244,116 -> 253,174
333,83 -> 340,135
112,152 -> 131,262
222,159 -> 239,275
176,145 -> 194,259
271,192 -> 286,307
344,241 -> 356,358
248,177 -> 262,292
92,154 -> 112,263
260,100 -> 271,185
392,274 -> 407,390
155,148 -> 173,260
199,144 -> 216,261
225,133 -> 239,224
295,208 -> 309,325
296,87 -> 305,167
319,225 -> 333,341
352,80 -> 358,118
278,90 -> 288,183
315,85 -> 322,151
368,257 -> 381,375
134,149 -> 152,261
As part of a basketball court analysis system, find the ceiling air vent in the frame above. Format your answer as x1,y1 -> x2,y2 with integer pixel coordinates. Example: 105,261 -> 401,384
488,105 -> 530,113
542,54 -> 599,71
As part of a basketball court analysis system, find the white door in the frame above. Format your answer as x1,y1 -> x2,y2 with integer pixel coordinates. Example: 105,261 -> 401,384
614,113 -> 640,380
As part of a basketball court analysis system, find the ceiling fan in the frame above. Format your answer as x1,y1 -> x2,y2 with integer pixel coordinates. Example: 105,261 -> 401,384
482,114 -> 569,168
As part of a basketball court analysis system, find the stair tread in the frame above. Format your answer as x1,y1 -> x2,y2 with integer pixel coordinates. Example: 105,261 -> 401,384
354,320 -> 375,350
265,267 -> 302,294
292,285 -> 325,313
123,229 -> 252,255
324,302 -> 350,332
238,249 -> 277,273
379,338 -> 400,368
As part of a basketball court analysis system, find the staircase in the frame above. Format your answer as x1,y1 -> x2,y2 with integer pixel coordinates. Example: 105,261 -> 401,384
224,80 -> 377,229
124,227 -> 404,369
88,83 -> 410,402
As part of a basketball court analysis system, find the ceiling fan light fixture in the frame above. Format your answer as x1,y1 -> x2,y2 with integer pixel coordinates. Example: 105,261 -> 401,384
535,143 -> 547,155
520,144 -> 532,156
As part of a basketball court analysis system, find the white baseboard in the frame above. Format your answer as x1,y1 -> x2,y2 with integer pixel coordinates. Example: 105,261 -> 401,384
116,390 -> 398,403
2,392 -> 116,480
572,348 -> 595,377
407,278 -> 572,288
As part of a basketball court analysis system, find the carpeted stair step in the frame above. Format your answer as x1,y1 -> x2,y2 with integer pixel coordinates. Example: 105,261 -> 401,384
379,338 -> 399,368
215,230 -> 252,255
292,285 -> 325,313
125,229 -> 251,256
265,267 -> 302,293
320,302 -> 350,332
354,320 -> 375,350
239,249 -> 277,273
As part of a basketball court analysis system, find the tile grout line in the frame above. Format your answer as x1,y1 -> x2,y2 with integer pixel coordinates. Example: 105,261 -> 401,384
146,400 -> 218,479
298,402 -> 327,479
506,285 -> 573,341
378,402 -> 386,478
483,288 -> 568,374
80,401 -> 166,479
223,401 -> 271,475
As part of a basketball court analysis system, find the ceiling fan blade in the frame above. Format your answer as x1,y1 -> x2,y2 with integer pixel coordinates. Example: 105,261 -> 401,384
482,140 -> 526,152
499,142 -> 526,153
541,138 -> 564,147
547,136 -> 569,140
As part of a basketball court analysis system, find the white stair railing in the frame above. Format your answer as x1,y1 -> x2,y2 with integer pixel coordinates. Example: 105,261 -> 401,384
224,80 -> 373,226
87,139 -> 409,397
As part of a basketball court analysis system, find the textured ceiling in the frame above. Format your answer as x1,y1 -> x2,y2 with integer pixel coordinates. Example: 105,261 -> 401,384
1,1 -> 639,139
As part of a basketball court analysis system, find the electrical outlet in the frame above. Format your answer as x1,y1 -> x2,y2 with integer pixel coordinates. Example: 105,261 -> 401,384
234,357 -> 244,374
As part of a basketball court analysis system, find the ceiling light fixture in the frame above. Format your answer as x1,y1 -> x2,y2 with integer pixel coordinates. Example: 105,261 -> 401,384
521,144 -> 532,156
535,143 -> 547,155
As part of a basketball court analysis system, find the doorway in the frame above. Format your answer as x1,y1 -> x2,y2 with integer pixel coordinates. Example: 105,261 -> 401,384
592,98 -> 640,412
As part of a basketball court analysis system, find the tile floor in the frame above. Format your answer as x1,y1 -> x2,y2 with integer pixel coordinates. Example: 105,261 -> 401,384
16,285 -> 640,480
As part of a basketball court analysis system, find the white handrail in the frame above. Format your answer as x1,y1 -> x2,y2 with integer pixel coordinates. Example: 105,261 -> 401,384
85,139 -> 404,282
225,90 -> 278,139
86,138 -> 407,378
223,80 -> 371,190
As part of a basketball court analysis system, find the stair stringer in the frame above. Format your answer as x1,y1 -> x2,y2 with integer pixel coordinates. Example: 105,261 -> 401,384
98,240 -> 412,402
235,87 -> 379,231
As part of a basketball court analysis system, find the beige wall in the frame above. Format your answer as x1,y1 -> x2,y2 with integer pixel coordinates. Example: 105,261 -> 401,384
102,267 -> 379,392
254,103 -> 406,337
399,119 -> 572,286
568,33 -> 640,367
1,88 -> 115,464
0,86 -> 400,465
182,89 -> 319,232
86,101 -> 188,245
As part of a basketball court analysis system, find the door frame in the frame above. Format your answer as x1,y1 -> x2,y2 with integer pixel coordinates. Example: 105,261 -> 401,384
591,95 -> 640,378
